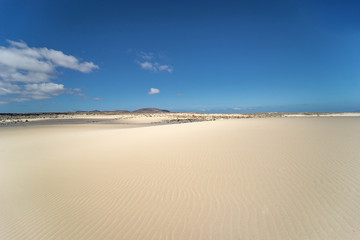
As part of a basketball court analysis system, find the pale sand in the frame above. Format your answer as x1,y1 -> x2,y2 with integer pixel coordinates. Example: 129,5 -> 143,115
0,117 -> 360,239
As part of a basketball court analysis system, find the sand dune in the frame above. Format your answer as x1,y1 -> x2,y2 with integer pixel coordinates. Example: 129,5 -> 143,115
1,117 -> 360,239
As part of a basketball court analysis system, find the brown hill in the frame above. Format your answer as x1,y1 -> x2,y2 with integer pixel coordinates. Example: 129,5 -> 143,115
133,108 -> 170,113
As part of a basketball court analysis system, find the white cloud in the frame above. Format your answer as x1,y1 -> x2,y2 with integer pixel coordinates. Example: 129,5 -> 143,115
24,83 -> 66,100
0,81 -> 21,95
39,48 -> 98,73
7,40 -> 28,48
0,67 -> 54,83
136,51 -> 173,73
158,64 -> 173,73
0,40 -> 98,103
0,48 -> 53,73
140,61 -> 154,70
0,40 -> 98,73
148,88 -> 160,95
93,97 -> 103,101
138,61 -> 174,72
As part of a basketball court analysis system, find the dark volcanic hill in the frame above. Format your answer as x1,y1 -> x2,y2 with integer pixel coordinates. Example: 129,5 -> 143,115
133,108 -> 170,113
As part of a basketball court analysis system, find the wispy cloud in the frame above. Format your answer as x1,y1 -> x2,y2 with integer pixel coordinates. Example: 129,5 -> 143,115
93,97 -> 103,101
136,51 -> 173,73
157,64 -> 173,72
148,88 -> 160,95
138,51 -> 154,60
0,40 -> 98,104
140,61 -> 154,71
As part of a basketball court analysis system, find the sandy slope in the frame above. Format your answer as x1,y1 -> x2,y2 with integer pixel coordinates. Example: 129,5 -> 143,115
0,118 -> 360,240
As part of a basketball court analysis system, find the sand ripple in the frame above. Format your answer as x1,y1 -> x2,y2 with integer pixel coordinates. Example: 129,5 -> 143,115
1,117 -> 360,239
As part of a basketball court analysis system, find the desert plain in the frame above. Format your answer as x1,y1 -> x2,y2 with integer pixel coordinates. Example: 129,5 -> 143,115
0,112 -> 360,240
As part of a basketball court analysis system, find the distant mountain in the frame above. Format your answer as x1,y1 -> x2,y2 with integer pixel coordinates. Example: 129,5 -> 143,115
133,108 -> 170,113
112,110 -> 131,113
76,110 -> 130,114
74,108 -> 169,114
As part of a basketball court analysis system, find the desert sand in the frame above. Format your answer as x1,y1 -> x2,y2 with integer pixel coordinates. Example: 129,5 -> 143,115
1,117 -> 360,239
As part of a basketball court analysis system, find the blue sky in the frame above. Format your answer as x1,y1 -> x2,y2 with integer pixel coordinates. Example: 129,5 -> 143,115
0,0 -> 360,113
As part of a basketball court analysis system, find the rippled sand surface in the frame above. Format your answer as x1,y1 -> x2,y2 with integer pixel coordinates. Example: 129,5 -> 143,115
1,117 -> 360,239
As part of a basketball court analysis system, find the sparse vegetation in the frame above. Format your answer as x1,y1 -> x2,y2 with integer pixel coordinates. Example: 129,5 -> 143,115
0,112 -> 358,127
